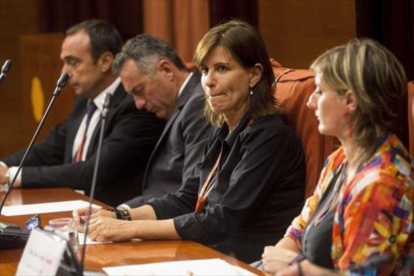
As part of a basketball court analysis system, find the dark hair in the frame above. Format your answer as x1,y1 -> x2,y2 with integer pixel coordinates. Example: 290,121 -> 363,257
194,20 -> 279,126
112,34 -> 186,75
311,38 -> 407,150
66,19 -> 123,62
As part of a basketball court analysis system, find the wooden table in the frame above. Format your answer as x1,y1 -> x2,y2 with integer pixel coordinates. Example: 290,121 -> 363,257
0,188 -> 263,275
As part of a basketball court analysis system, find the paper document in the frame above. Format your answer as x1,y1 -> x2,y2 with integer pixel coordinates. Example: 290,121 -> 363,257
78,233 -> 110,245
2,200 -> 101,216
103,258 -> 255,276
78,233 -> 142,245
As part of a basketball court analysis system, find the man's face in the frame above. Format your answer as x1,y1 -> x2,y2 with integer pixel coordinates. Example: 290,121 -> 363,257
60,30 -> 105,98
120,59 -> 177,119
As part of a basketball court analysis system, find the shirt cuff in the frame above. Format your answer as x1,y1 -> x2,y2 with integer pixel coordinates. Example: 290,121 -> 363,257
8,166 -> 22,188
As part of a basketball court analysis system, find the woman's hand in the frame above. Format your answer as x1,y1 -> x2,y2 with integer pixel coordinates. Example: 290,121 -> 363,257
262,246 -> 298,274
72,207 -> 115,232
87,216 -> 134,242
276,260 -> 342,276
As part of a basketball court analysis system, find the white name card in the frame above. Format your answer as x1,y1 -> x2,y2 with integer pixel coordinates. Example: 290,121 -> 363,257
16,228 -> 66,276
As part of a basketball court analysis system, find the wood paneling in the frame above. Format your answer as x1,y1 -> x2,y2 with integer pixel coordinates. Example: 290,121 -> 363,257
209,0 -> 258,28
259,0 -> 356,69
19,34 -> 75,141
355,0 -> 412,148
0,0 -> 143,159
43,0 -> 143,41
0,0 -> 45,157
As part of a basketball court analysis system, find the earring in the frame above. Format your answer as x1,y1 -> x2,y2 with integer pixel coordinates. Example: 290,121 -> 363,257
250,88 -> 253,96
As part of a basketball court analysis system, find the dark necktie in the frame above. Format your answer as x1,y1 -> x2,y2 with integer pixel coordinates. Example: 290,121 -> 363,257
75,101 -> 97,162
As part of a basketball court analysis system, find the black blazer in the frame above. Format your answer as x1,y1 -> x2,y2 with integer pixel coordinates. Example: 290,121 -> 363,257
2,84 -> 165,206
124,72 -> 212,207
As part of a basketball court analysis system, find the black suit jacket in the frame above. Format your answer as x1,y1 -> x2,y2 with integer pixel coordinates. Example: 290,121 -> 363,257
124,72 -> 212,207
2,84 -> 165,206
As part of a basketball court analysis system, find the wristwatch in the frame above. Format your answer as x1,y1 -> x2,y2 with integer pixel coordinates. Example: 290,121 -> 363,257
107,207 -> 132,221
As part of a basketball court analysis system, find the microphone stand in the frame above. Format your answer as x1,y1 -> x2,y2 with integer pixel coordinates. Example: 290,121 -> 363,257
80,93 -> 111,275
0,60 -> 12,84
0,73 -> 69,215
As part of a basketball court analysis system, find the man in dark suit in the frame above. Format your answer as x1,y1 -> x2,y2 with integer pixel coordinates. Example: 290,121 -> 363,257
111,34 -> 212,208
0,20 -> 164,206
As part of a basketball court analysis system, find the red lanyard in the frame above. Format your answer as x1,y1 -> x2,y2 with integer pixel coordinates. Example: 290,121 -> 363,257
194,118 -> 255,214
195,147 -> 222,214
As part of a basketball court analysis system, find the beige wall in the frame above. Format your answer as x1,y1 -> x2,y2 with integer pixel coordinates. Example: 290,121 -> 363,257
259,0 -> 356,69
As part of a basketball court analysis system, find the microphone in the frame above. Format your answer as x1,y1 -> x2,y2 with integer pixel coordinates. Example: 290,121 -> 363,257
0,73 -> 69,249
80,93 -> 111,274
54,72 -> 69,96
0,60 -> 13,84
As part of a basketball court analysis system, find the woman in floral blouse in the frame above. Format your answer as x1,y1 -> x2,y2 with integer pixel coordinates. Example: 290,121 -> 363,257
262,38 -> 414,275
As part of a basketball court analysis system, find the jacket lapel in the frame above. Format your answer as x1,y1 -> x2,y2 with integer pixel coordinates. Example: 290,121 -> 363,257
86,83 -> 126,158
143,71 -> 201,188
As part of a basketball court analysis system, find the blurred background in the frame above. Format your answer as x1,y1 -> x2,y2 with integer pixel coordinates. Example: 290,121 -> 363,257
0,0 -> 412,157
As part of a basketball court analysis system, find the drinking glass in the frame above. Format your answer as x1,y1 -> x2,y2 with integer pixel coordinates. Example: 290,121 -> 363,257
48,217 -> 79,252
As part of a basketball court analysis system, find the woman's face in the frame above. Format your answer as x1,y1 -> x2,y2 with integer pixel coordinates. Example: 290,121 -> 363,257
307,73 -> 348,138
200,46 -> 253,121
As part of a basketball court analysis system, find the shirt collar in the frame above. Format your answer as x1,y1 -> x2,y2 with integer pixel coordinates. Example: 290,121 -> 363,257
177,72 -> 193,98
92,77 -> 121,111
217,113 -> 252,147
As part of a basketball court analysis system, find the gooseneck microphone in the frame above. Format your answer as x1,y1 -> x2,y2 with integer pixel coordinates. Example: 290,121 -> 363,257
80,93 -> 111,274
0,60 -> 13,84
0,73 -> 69,216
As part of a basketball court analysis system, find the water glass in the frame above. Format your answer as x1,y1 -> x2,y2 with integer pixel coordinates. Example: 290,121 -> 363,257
48,217 -> 79,252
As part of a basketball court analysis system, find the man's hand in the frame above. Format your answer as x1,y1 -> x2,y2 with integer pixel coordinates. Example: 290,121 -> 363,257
87,216 -> 135,242
73,207 -> 115,232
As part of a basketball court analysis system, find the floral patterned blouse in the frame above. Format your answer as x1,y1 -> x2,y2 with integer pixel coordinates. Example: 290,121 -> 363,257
285,133 -> 414,275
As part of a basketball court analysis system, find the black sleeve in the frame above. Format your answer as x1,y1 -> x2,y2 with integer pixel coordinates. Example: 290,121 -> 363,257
2,115 -> 71,167
122,194 -> 153,208
146,129 -> 217,218
20,96 -> 165,190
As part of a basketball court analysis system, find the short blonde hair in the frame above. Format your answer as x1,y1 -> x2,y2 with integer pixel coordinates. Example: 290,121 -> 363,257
194,20 -> 279,127
310,38 -> 407,150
